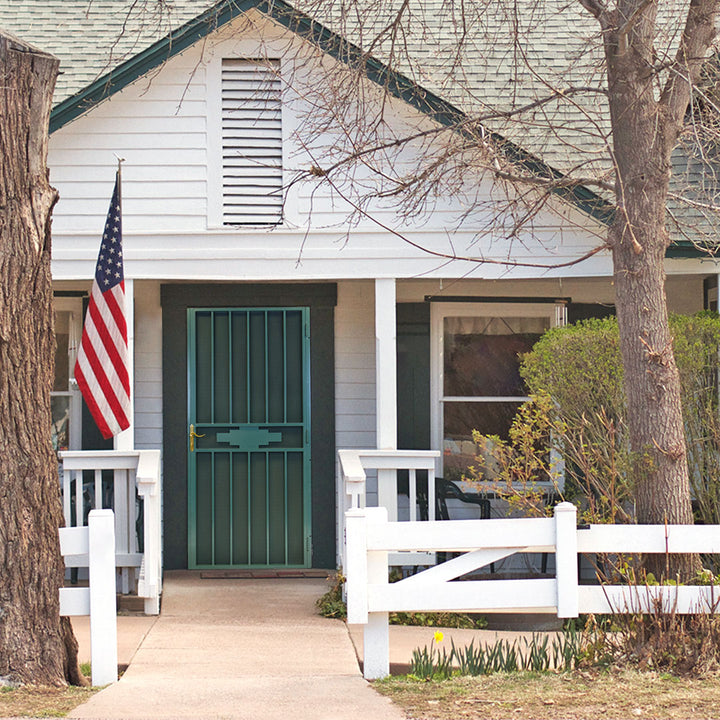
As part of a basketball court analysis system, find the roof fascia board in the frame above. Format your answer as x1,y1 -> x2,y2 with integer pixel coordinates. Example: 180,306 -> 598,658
665,244 -> 717,258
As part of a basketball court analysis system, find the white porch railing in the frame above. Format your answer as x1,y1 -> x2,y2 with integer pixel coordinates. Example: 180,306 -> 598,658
346,502 -> 720,679
337,449 -> 441,569
59,450 -> 162,615
59,509 -> 118,686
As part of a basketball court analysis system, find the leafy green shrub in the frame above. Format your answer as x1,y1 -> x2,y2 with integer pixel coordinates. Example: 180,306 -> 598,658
390,611 -> 487,629
316,572 -> 347,619
469,313 -> 720,526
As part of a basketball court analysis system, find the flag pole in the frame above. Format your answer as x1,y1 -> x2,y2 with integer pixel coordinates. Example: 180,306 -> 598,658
113,157 -> 133,452
116,156 -> 124,214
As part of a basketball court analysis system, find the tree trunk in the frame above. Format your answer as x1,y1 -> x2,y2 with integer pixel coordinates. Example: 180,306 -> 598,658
602,3 -> 698,579
0,30 -> 85,686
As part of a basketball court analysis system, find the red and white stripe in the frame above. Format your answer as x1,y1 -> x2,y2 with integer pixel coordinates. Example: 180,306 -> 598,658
74,281 -> 130,439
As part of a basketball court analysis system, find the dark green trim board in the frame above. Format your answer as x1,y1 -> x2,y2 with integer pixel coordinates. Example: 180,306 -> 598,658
397,303 -> 430,452
161,283 -> 336,570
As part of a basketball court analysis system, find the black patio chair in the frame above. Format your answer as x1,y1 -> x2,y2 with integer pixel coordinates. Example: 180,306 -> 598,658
418,478 -> 494,570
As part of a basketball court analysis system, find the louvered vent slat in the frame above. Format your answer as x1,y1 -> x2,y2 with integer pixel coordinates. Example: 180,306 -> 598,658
222,59 -> 283,226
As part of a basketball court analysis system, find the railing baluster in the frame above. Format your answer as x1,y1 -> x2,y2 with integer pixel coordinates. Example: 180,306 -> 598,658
63,469 -> 72,527
409,469 -> 417,522
75,470 -> 83,527
94,469 -> 102,509
428,467 -> 436,522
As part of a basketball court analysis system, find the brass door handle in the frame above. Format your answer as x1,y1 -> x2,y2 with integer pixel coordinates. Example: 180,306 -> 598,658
189,424 -> 206,452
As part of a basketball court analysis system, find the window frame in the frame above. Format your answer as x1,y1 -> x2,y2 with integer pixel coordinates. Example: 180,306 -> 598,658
52,296 -> 84,452
430,300 -> 566,482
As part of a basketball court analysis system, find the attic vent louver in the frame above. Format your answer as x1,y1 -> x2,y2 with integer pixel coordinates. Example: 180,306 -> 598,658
222,59 -> 283,225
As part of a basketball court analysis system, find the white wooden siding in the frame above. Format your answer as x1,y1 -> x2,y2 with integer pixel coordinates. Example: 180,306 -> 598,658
47,13 -> 627,283
133,282 -> 163,450
335,281 -> 376,440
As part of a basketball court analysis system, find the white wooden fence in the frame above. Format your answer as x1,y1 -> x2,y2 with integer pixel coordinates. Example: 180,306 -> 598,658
59,450 -> 162,614
59,509 -> 118,686
346,502 -> 720,679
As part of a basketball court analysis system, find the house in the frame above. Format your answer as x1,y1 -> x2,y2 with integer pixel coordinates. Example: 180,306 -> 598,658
1,0 -> 717,581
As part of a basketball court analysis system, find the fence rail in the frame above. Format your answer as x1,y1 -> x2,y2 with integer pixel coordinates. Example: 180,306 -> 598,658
346,502 -> 720,679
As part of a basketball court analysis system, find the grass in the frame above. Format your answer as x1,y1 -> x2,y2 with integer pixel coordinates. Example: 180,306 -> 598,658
0,684 -> 97,718
0,664 -> 99,718
375,668 -> 720,719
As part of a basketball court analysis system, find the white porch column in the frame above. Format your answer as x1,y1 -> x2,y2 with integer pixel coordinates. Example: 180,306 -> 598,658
375,279 -> 397,520
114,278 -> 134,452
113,278 -> 134,593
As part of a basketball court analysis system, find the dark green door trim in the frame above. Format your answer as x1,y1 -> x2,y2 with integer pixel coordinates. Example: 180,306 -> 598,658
161,283 -> 337,570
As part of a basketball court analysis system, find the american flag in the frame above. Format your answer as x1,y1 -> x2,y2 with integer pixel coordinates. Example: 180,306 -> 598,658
74,171 -> 130,439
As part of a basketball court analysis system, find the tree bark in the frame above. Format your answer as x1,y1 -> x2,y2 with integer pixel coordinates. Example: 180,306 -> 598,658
0,30 -> 85,686
600,0 -> 716,579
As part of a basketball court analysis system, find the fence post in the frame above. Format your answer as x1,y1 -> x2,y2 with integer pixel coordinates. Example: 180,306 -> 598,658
554,502 -> 579,618
345,508 -> 369,625
362,506 -> 389,680
88,509 -> 118,686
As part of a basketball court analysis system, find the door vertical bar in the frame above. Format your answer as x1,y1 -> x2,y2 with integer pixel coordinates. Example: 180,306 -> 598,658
283,306 -> 290,423
284,450 -> 289,564
210,310 -> 215,423
187,310 -> 197,568
265,450 -> 270,564
226,310 -> 232,424
211,452 -> 216,566
302,308 -> 312,567
246,311 -> 251,424
264,312 -> 269,424
229,450 -> 234,565
247,452 -> 252,566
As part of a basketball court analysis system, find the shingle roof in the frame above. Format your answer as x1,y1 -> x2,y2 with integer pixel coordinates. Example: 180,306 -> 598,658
0,1 -> 217,104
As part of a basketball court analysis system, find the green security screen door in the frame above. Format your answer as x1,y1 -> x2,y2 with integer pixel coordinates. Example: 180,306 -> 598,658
187,308 -> 311,568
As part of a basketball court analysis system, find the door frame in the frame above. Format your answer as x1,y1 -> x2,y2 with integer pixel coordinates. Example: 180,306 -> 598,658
161,283 -> 337,570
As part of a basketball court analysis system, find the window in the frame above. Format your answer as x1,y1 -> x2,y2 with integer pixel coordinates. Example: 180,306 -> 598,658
221,58 -> 283,225
52,297 -> 83,453
431,302 -> 566,483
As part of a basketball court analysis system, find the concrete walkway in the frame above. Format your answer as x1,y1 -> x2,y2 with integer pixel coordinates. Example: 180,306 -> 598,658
69,571 -> 405,720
